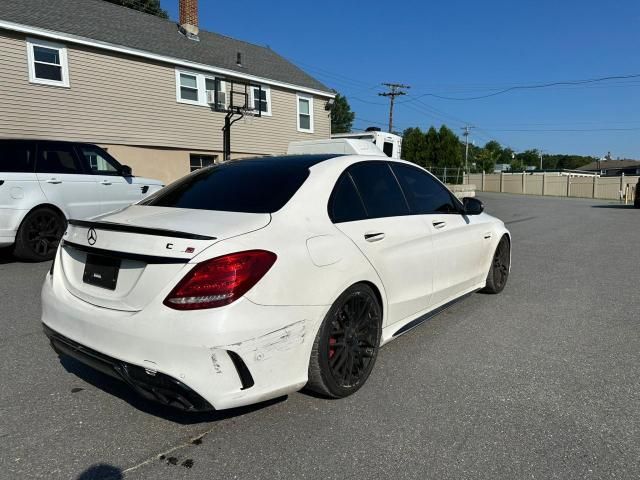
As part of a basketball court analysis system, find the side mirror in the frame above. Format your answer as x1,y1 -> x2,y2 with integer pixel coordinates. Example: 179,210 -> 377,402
120,165 -> 133,177
463,197 -> 484,215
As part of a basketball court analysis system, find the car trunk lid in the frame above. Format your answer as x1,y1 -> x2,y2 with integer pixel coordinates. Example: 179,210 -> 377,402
59,206 -> 271,311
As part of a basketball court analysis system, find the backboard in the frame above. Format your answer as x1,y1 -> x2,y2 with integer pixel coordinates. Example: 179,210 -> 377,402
210,77 -> 263,118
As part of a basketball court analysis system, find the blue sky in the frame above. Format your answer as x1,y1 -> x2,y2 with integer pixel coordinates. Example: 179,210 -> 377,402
161,0 -> 640,158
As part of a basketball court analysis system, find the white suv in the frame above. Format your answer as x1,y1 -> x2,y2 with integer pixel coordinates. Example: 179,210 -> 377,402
0,139 -> 163,261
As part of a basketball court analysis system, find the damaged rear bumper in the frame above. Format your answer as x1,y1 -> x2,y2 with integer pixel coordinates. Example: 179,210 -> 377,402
44,324 -> 214,411
41,274 -> 327,410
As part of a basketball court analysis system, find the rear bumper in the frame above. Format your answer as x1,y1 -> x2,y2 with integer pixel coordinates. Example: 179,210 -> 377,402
44,324 -> 213,411
41,273 -> 327,410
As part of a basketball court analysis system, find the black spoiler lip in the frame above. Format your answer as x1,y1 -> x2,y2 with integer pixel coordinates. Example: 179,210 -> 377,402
68,219 -> 216,241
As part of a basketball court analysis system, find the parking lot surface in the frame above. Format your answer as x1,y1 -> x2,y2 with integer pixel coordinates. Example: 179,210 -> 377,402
1,193 -> 639,480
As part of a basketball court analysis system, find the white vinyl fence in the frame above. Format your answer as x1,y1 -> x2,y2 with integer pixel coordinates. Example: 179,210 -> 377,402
466,172 -> 638,202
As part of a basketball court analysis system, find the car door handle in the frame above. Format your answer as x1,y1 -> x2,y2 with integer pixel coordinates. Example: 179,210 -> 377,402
100,180 -> 112,185
432,221 -> 447,229
45,178 -> 62,184
364,232 -> 385,242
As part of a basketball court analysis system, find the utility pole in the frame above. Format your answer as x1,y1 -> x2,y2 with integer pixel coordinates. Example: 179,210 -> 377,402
539,150 -> 544,171
379,83 -> 410,132
461,126 -> 474,175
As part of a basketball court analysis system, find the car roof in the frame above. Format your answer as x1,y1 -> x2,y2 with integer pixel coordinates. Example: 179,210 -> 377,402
228,154 -> 345,169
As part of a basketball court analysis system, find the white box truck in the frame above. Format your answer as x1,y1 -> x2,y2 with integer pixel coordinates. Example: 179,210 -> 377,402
331,128 -> 402,159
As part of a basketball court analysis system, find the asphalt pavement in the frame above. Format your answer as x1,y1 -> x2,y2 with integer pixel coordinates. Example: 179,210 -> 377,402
1,193 -> 639,480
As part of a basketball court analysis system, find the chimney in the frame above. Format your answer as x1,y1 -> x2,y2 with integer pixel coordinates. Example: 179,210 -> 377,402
179,0 -> 199,40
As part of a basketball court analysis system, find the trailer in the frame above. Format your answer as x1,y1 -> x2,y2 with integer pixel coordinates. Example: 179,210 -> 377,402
331,129 -> 402,159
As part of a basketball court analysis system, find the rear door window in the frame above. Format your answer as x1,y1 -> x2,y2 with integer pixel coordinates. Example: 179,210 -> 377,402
347,162 -> 409,218
36,142 -> 85,174
391,163 -> 460,214
0,140 -> 35,173
329,174 -> 367,223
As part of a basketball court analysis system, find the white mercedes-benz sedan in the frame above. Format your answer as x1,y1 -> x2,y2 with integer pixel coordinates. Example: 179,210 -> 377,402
41,154 -> 511,412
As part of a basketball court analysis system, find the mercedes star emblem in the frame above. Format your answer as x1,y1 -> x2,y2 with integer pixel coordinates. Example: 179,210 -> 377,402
87,228 -> 97,246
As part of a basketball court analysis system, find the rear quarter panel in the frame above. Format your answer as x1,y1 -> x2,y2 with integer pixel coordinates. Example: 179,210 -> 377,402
0,172 -> 49,233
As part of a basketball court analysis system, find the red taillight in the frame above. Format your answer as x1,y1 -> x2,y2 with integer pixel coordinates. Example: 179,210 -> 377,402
163,250 -> 277,310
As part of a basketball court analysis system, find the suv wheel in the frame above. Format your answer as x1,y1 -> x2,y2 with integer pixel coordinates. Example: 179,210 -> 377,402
14,207 -> 66,261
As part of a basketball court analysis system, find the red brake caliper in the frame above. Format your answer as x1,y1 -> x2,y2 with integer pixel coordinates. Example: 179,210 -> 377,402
329,337 -> 336,359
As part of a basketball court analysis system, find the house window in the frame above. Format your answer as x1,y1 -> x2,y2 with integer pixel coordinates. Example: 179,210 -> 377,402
190,154 -> 217,172
27,38 -> 69,87
178,72 -> 199,103
176,69 -> 230,108
297,94 -> 314,133
251,86 -> 271,116
205,77 -> 227,109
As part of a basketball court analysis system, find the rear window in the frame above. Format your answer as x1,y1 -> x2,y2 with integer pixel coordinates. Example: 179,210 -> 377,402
0,140 -> 35,173
141,159 -> 311,213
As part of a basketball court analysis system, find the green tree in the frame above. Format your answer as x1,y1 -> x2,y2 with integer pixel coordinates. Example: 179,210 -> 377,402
437,125 -> 462,169
401,128 -> 428,167
103,0 -> 168,18
424,126 -> 439,168
515,149 -> 539,170
498,147 -> 515,166
475,147 -> 500,173
330,93 -> 355,134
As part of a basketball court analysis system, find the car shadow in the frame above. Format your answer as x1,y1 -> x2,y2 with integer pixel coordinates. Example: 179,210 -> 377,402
59,356 -> 286,424
76,464 -> 123,480
0,246 -> 53,266
0,247 -> 16,265
592,204 -> 636,209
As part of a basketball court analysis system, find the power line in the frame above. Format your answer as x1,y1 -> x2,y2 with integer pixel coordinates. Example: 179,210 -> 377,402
480,127 -> 640,132
406,73 -> 640,101
378,83 -> 410,132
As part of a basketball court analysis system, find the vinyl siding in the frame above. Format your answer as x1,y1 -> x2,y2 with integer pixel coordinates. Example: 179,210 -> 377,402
0,30 -> 331,154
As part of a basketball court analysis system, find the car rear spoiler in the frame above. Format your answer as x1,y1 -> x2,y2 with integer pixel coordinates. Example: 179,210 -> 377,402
68,219 -> 216,241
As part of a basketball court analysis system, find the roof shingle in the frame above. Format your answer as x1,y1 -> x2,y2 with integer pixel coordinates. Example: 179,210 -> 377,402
0,0 -> 332,93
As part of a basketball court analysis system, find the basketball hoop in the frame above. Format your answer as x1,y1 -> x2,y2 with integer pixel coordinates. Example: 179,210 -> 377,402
242,107 -> 257,125
216,78 -> 263,160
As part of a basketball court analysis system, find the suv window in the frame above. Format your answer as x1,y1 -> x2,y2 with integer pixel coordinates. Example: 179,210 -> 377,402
142,159 -> 311,213
77,145 -> 121,175
36,142 -> 84,174
391,163 -> 460,214
0,140 -> 35,173
348,162 -> 409,218
329,174 -> 367,223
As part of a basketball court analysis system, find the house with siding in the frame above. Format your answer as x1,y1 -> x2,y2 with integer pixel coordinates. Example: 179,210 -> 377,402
0,0 -> 334,183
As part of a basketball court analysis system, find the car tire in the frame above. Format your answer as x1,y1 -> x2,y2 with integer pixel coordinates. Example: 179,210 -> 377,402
307,283 -> 382,398
13,207 -> 66,261
482,235 -> 510,294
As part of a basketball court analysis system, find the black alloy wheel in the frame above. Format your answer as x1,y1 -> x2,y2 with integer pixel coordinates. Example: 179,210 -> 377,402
307,284 -> 382,398
14,207 -> 66,261
482,235 -> 510,294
